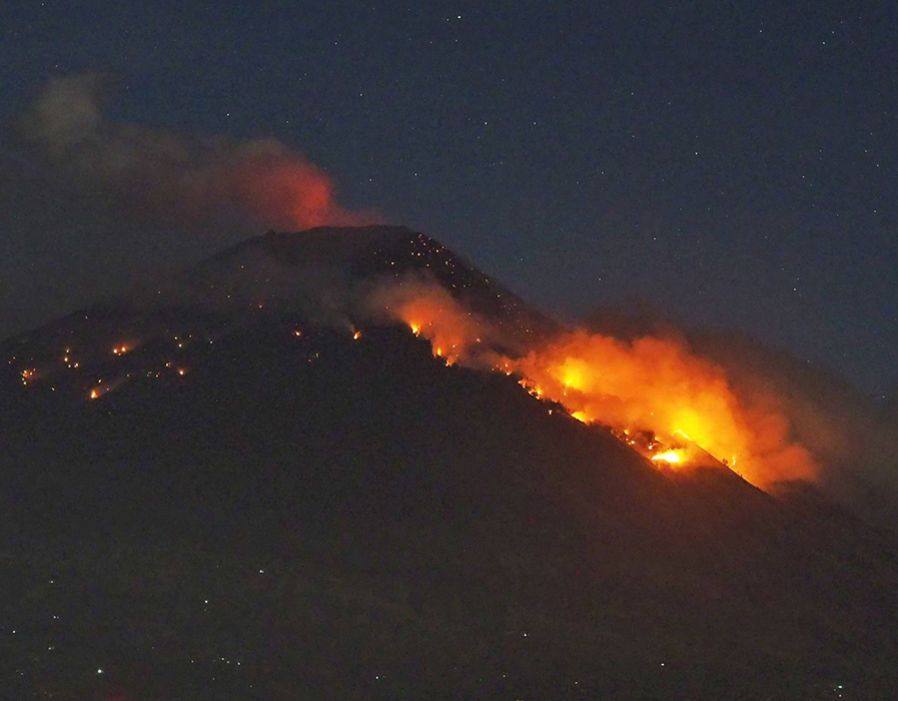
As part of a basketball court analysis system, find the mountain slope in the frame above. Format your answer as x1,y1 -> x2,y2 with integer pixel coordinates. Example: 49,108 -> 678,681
2,226 -> 897,699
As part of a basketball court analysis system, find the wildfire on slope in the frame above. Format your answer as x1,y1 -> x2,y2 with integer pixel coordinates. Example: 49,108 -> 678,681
372,282 -> 493,367
381,287 -> 817,490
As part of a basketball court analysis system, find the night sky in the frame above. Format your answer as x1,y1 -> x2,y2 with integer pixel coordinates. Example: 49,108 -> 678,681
1,1 -> 896,398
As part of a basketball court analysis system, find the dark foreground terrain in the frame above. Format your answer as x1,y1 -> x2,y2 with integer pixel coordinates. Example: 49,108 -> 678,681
2,228 -> 896,699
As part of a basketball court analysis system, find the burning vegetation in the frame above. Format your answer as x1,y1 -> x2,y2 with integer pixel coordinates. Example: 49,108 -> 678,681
5,226 -> 820,493
384,288 -> 817,490
372,282 -> 494,368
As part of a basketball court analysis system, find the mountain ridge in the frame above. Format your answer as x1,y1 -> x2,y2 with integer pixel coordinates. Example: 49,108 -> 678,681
2,225 -> 897,699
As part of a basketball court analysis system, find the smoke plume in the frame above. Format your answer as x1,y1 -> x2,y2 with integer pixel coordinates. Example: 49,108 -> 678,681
17,72 -> 373,230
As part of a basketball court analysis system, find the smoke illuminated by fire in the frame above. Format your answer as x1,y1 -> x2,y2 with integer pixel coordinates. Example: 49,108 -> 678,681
380,284 -> 817,489
371,282 -> 493,367
506,329 -> 817,485
19,73 -> 375,231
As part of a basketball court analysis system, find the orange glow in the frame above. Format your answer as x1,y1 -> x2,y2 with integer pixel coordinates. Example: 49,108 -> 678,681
89,388 -> 99,400
502,330 -> 816,486
377,283 -> 816,489
232,157 -> 376,229
177,368 -> 187,376
112,345 -> 130,356
651,450 -> 683,465
292,329 -> 303,338
352,330 -> 362,341
376,283 -> 490,368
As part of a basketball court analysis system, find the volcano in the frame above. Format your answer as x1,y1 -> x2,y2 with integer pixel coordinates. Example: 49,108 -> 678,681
2,226 -> 897,699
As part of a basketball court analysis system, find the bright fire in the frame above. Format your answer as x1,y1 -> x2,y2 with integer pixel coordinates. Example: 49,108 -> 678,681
383,288 -> 816,489
651,450 -> 683,464
374,283 -> 490,367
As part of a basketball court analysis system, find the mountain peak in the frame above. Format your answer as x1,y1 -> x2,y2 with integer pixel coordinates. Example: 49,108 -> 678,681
3,226 -> 898,699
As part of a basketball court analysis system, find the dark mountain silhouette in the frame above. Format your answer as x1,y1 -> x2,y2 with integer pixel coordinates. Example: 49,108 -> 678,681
2,226 -> 897,699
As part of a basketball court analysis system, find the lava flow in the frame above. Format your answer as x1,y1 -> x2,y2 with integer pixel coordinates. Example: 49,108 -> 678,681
390,298 -> 817,490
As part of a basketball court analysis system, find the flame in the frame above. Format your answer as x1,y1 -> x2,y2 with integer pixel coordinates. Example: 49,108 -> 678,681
376,283 -> 490,368
502,330 -> 816,486
651,450 -> 683,465
377,283 -> 816,489
352,330 -> 363,341
112,345 -> 130,356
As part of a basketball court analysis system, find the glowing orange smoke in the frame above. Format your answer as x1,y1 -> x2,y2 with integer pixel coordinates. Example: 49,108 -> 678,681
501,330 -> 816,487
380,286 -> 816,489
21,74 -> 377,233
233,155 -> 377,230
376,283 -> 491,367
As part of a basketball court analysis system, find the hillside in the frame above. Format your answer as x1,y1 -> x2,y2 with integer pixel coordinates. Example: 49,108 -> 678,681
2,227 -> 896,699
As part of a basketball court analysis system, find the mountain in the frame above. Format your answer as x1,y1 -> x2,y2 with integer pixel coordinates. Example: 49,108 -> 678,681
2,226 -> 897,699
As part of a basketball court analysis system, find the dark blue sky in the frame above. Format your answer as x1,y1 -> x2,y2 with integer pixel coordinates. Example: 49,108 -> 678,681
1,1 -> 896,397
